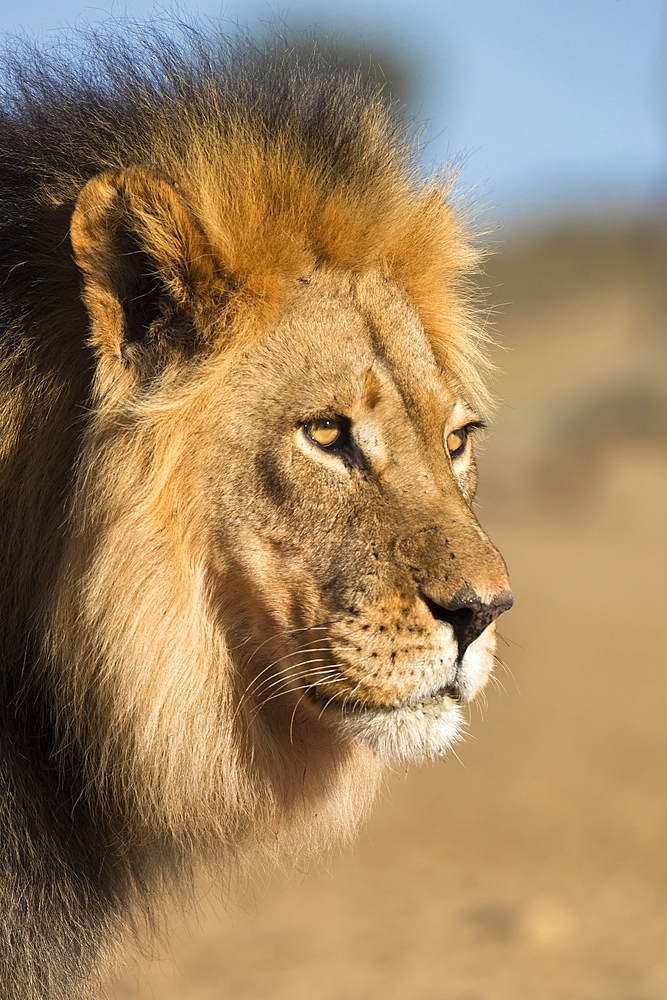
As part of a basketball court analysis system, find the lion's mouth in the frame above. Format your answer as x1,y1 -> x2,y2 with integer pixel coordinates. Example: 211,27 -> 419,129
302,681 -> 462,715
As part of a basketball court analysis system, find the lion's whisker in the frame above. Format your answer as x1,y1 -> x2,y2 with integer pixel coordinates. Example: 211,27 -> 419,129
246,661 -> 340,704
235,643 -> 330,705
238,633 -> 346,692
242,667 -> 344,734
239,620 -> 344,671
232,648 -> 349,721
235,638 -> 360,712
233,659 -> 344,724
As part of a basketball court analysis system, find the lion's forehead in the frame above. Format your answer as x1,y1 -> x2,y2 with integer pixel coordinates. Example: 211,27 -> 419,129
252,268 -> 459,417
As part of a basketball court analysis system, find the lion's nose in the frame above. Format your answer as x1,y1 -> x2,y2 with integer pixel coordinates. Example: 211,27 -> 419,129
422,592 -> 514,662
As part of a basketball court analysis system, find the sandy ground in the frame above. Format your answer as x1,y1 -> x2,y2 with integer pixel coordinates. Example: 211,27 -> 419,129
113,217 -> 667,1000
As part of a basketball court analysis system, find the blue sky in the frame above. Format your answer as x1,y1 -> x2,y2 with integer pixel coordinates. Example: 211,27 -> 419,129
0,0 -> 664,223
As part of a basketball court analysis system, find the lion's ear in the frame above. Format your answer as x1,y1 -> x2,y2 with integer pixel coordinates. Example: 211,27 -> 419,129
70,165 -> 217,368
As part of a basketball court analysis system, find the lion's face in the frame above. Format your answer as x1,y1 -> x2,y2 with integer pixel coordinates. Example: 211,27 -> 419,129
67,164 -> 512,827
208,267 -> 512,762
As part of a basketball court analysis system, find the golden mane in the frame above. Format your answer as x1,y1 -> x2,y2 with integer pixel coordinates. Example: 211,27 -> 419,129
0,23 -> 494,1000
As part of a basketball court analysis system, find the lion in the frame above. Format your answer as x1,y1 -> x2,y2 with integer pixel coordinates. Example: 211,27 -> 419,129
0,25 -> 512,999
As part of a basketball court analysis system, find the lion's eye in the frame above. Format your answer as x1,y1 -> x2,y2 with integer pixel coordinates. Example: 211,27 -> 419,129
446,427 -> 469,459
304,417 -> 344,449
446,420 -> 486,460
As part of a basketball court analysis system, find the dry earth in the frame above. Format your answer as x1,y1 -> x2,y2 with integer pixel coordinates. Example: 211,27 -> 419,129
114,214 -> 667,1000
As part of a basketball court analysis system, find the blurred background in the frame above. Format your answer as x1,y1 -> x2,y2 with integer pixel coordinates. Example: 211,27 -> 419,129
2,1 -> 666,997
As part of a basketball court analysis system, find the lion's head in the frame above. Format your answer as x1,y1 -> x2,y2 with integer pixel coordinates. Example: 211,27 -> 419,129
56,154 -> 511,851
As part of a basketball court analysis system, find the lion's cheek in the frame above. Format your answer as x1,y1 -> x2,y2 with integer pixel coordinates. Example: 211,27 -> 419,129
221,530 -> 325,634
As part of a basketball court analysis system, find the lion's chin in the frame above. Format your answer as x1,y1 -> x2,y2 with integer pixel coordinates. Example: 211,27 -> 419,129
335,691 -> 465,764
300,683 -> 466,764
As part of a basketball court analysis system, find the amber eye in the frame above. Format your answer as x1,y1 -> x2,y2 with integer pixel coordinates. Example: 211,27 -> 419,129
304,417 -> 344,449
446,427 -> 469,459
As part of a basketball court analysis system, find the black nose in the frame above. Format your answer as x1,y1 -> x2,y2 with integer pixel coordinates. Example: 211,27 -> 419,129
422,592 -> 514,662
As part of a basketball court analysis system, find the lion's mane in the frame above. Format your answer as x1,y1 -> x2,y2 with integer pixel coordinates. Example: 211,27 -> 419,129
0,24 -> 488,998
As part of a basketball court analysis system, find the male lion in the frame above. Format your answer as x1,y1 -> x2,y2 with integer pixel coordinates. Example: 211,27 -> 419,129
0,26 -> 512,999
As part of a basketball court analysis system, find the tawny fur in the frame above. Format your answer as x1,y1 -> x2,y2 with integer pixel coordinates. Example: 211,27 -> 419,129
0,24 -> 505,1000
